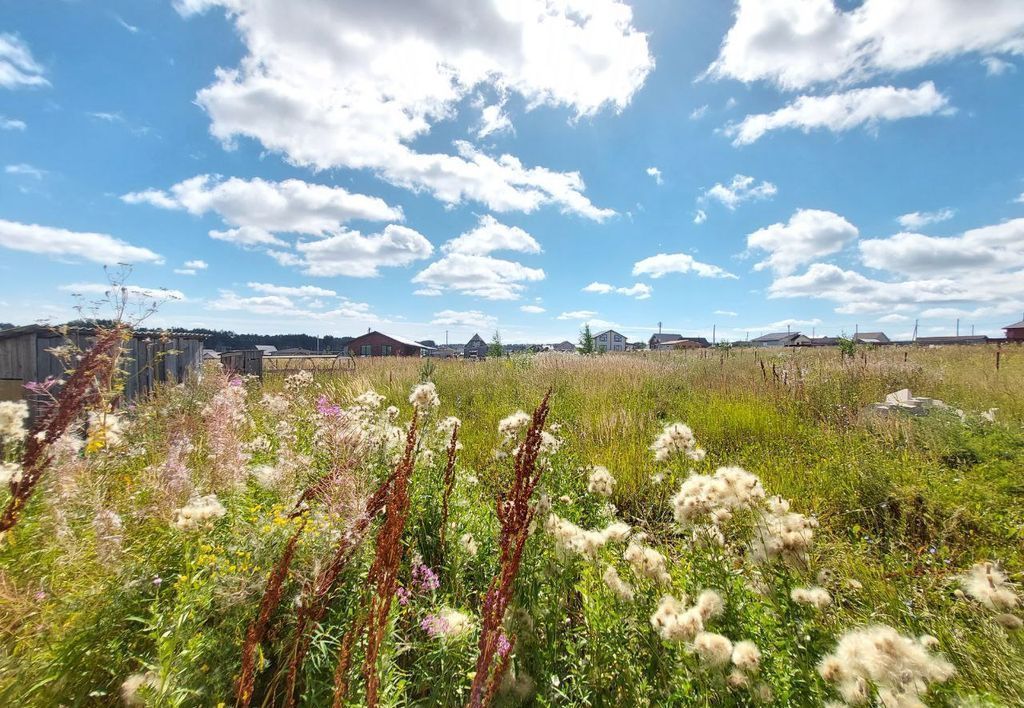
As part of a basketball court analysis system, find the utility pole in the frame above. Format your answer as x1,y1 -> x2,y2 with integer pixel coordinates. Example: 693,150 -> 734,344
956,318 -> 960,336
658,321 -> 662,334
445,330 -> 449,346
812,326 -> 816,337
712,324 -> 716,345
971,324 -> 975,336
912,319 -> 918,342
855,323 -> 859,335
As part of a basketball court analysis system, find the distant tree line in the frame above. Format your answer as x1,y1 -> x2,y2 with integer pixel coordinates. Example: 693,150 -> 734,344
179,328 -> 355,352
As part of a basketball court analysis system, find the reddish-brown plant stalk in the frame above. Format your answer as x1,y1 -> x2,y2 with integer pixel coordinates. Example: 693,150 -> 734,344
236,514 -> 308,708
283,467 -> 398,706
1,325 -> 126,535
468,390 -> 551,707
438,423 -> 460,551
359,414 -> 419,706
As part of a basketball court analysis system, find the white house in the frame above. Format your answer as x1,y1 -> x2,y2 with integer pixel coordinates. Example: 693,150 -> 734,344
594,329 -> 626,352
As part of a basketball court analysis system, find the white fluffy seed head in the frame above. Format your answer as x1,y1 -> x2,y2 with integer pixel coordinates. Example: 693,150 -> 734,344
693,632 -> 733,668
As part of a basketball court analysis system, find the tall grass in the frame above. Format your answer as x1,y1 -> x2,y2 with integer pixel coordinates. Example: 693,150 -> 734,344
0,344 -> 1021,706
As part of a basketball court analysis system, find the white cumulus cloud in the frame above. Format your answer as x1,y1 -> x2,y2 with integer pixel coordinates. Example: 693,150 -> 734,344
632,253 -> 736,279
724,82 -> 951,146
897,208 -> 956,229
0,33 -> 49,89
175,0 -> 652,220
747,209 -> 859,276
706,0 -> 1024,90
582,281 -> 651,299
700,174 -> 777,209
297,225 -> 434,278
0,219 -> 162,265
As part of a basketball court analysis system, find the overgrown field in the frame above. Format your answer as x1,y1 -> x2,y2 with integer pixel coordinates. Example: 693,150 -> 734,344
1,345 -> 1023,706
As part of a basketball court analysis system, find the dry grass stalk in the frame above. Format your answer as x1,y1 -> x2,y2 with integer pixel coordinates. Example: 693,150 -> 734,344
1,325 -> 126,535
468,390 -> 551,707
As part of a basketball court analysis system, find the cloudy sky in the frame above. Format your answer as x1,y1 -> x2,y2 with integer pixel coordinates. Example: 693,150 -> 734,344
2,0 -> 1024,343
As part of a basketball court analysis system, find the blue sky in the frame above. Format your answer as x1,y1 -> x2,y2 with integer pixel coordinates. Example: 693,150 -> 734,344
2,0 -> 1023,344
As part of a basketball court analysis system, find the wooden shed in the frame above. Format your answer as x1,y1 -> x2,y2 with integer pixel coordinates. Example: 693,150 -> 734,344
0,325 -> 206,407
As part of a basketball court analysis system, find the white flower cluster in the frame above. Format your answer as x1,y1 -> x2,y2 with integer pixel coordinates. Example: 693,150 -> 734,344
818,625 -> 955,706
587,466 -> 616,497
261,393 -> 290,415
650,590 -> 724,642
671,466 -> 765,526
791,586 -> 832,610
249,464 -> 281,488
284,369 -> 313,392
603,565 -> 634,602
460,532 -> 478,557
750,496 -> 818,567
172,494 -> 226,530
498,411 -> 531,439
624,541 -> 671,585
437,416 -> 461,438
0,461 -> 23,486
960,561 -> 1020,629
355,389 -> 386,409
651,422 -> 706,463
727,640 -> 763,688
409,382 -> 440,411
425,608 -> 474,639
0,400 -> 28,442
87,411 -> 124,449
545,513 -> 630,558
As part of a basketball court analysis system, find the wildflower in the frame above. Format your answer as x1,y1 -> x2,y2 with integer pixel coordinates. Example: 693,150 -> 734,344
86,411 -> 123,451
671,466 -> 765,526
818,624 -> 955,706
731,640 -> 762,673
624,541 -> 671,585
460,532 -> 479,557
409,382 -> 439,411
355,389 -> 386,409
545,514 -> 631,558
249,464 -> 280,488
650,422 -> 705,463
694,632 -> 733,668
396,586 -> 411,606
603,565 -> 634,602
385,405 -> 400,421
412,560 -> 440,592
284,370 -> 313,391
0,400 -> 28,441
750,496 -> 817,567
121,671 -> 159,706
791,586 -> 832,609
0,461 -> 23,486
695,590 -> 725,620
496,632 -> 512,657
960,561 -> 1018,612
650,595 -> 705,642
315,395 -> 342,417
422,608 -> 473,639
498,410 -> 531,439
261,393 -> 290,415
538,430 -> 562,456
587,466 -> 616,497
437,416 -> 461,437
172,494 -> 226,530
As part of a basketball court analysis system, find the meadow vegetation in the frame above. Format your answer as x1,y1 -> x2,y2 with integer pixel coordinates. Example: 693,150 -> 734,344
1,342 -> 1022,706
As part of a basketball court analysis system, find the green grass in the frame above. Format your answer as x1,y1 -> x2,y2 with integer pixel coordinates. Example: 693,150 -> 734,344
1,344 -> 1022,706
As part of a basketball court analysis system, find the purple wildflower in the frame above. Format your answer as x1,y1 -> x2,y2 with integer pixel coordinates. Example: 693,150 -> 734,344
496,633 -> 511,657
412,561 -> 440,592
24,377 -> 60,395
316,395 -> 342,417
421,614 -> 450,638
228,376 -> 244,387
396,586 -> 411,606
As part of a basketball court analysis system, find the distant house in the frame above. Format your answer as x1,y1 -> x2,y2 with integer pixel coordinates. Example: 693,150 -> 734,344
853,332 -> 890,345
551,341 -> 576,353
1003,320 -> 1024,342
649,332 -> 682,349
254,344 -> 278,354
594,329 -> 626,352
346,331 -> 434,357
655,336 -> 711,350
464,333 -> 488,359
751,332 -> 810,347
803,337 -> 840,347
